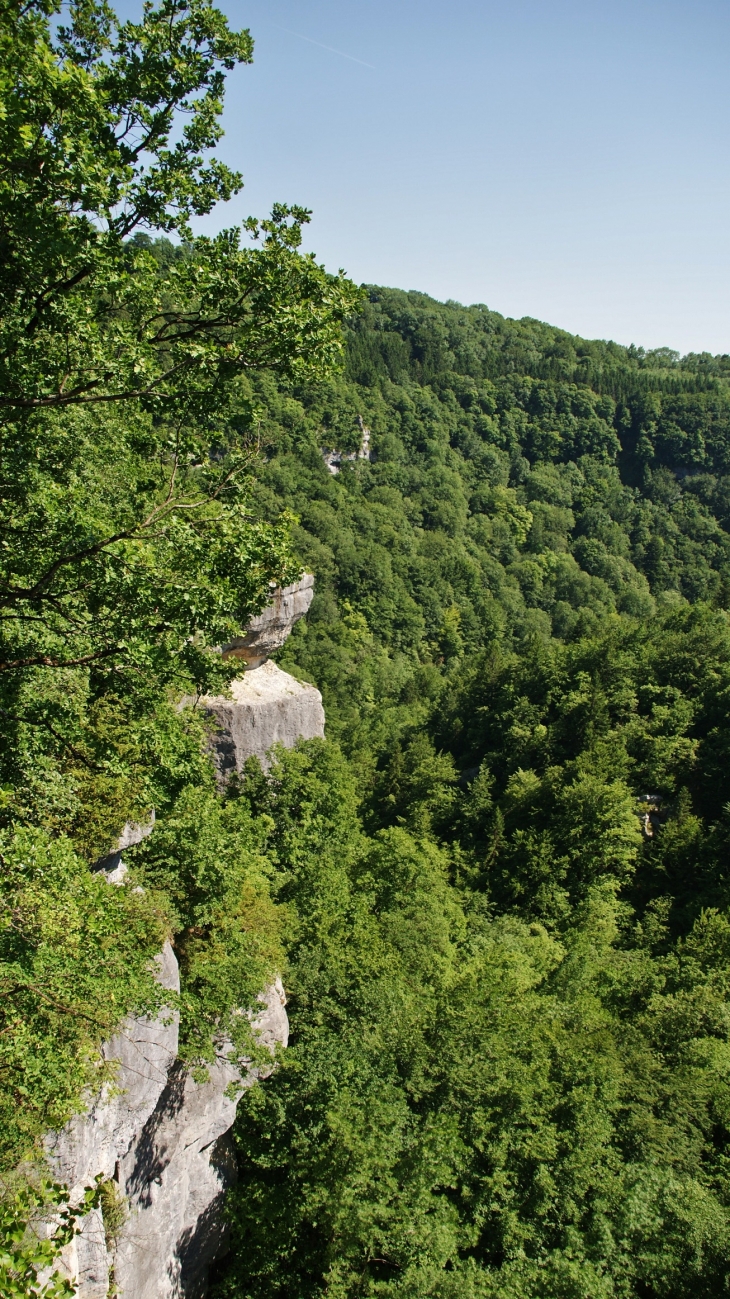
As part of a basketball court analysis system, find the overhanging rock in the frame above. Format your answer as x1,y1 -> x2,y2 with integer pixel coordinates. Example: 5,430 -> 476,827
222,574 -> 314,668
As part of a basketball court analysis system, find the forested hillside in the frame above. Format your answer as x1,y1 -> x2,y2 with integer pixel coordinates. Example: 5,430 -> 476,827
206,291 -> 730,1298
6,1 -> 730,1295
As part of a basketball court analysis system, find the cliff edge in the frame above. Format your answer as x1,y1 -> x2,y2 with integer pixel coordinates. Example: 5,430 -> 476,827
46,575 -> 320,1297
203,572 -> 324,776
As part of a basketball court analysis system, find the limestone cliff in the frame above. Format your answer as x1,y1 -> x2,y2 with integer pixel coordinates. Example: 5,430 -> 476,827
321,416 -> 371,475
112,980 -> 287,1299
202,572 -> 324,776
222,573 -> 314,668
46,576 -> 321,1297
203,659 -> 325,777
47,942 -> 287,1299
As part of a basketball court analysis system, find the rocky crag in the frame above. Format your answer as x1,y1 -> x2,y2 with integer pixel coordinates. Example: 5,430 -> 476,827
204,574 -> 324,777
47,577 -> 322,1297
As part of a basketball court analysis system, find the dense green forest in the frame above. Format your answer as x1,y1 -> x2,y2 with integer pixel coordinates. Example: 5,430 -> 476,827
6,2 -> 730,1296
195,292 -> 730,1299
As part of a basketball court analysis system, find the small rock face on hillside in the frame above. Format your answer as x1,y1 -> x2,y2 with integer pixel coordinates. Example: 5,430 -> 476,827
321,416 -> 371,475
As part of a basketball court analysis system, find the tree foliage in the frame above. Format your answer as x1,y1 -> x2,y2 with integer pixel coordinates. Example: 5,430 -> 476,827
207,293 -> 730,1297
0,1178 -> 100,1297
0,0 -> 357,1170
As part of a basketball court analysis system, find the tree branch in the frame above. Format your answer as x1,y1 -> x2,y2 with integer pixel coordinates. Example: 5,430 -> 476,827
0,648 -> 118,672
0,465 -> 245,608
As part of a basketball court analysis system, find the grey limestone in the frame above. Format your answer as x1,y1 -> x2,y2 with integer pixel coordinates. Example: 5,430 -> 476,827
113,979 -> 288,1299
46,941 -> 180,1298
47,954 -> 288,1298
203,659 -> 325,777
321,416 -> 371,476
45,573 -> 317,1295
222,573 -> 314,668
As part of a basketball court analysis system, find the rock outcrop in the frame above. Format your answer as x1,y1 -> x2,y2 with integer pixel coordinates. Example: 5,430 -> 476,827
47,576 -> 320,1296
47,948 -> 287,1298
46,941 -> 181,1298
322,416 -> 371,476
95,812 -> 156,879
202,573 -> 324,774
113,979 -> 287,1299
203,659 -> 325,777
222,574 -> 314,668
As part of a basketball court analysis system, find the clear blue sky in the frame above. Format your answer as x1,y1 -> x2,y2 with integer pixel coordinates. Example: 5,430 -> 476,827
189,0 -> 730,355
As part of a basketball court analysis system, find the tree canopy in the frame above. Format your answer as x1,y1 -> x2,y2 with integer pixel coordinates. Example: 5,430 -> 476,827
0,0 -> 357,1192
206,291 -> 730,1298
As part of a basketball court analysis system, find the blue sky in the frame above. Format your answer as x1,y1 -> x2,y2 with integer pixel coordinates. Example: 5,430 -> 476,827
188,0 -> 730,354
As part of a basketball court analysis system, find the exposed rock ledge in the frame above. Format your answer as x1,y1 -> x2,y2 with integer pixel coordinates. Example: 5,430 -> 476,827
45,576 -> 320,1296
222,574 -> 314,668
201,572 -> 324,777
47,949 -> 288,1299
203,659 -> 325,777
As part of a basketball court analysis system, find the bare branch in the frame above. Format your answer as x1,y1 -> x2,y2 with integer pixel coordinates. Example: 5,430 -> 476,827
0,648 -> 118,672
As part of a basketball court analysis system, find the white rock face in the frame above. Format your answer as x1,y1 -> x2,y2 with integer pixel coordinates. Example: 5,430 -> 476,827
204,659 -> 325,776
46,941 -> 180,1298
113,979 -> 288,1299
45,575 -> 318,1295
96,812 -> 156,880
47,957 -> 288,1298
202,573 -> 324,774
